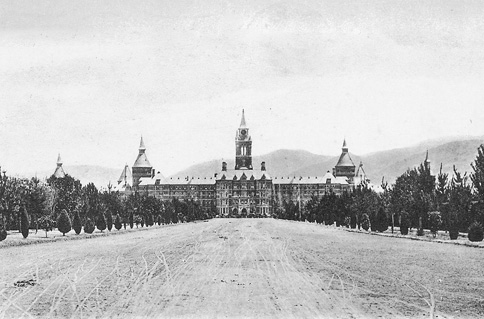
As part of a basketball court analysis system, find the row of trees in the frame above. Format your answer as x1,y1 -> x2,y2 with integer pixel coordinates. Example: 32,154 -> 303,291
273,145 -> 484,242
0,170 -> 216,240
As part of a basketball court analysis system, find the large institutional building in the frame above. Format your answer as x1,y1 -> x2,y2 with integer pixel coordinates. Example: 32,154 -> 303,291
114,111 -> 368,217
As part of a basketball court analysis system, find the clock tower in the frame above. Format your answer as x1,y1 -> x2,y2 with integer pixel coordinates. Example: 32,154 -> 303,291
235,109 -> 252,170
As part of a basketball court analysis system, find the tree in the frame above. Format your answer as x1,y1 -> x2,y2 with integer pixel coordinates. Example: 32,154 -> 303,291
73,211 -> 82,235
428,211 -> 442,238
57,209 -> 72,236
400,211 -> 410,235
0,224 -> 7,241
114,214 -> 122,230
361,213 -> 370,231
129,210 -> 134,229
20,205 -> 29,238
448,166 -> 473,232
106,211 -> 113,231
38,216 -> 53,238
471,144 -> 484,201
96,213 -> 106,232
84,218 -> 95,234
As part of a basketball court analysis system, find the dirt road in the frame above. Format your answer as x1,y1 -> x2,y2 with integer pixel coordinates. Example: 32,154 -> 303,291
1,219 -> 483,318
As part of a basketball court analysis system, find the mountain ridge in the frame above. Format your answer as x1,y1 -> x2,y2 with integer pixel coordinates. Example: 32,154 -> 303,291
22,136 -> 484,188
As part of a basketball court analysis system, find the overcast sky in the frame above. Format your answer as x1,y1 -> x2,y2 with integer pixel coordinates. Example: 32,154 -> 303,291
1,0 -> 484,177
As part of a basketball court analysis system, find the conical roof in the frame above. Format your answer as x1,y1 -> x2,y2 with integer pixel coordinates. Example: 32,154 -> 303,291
239,109 -> 247,128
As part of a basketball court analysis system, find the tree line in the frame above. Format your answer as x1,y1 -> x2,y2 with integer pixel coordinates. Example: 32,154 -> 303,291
0,172 -> 216,240
272,145 -> 484,242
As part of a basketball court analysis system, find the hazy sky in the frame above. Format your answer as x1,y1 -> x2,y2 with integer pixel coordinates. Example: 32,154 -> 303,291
1,0 -> 484,177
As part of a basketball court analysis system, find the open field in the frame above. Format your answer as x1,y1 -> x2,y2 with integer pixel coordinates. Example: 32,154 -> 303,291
1,219 -> 483,318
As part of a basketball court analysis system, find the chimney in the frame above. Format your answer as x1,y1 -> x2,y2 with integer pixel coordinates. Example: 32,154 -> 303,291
261,161 -> 266,171
222,162 -> 227,171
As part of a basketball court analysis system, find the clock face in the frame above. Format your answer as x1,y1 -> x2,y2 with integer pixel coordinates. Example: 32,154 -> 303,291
240,129 -> 247,136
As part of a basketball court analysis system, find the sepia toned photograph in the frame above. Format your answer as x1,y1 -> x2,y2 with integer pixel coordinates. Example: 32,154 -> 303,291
1,0 -> 484,318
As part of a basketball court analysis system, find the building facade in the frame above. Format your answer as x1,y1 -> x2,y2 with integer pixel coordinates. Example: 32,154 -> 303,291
116,111 -> 366,217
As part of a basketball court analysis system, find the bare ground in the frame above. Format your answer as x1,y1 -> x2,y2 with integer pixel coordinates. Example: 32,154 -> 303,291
1,219 -> 483,318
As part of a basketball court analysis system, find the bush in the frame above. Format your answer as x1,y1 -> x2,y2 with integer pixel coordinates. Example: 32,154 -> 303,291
0,224 -> 7,241
375,207 -> 388,232
429,211 -> 442,238
400,211 -> 409,235
96,214 -> 106,232
57,209 -> 72,236
468,222 -> 484,242
449,224 -> 459,240
84,218 -> 95,234
361,214 -> 370,231
114,214 -> 122,230
157,215 -> 162,226
20,205 -> 30,239
73,211 -> 82,235
106,212 -> 113,231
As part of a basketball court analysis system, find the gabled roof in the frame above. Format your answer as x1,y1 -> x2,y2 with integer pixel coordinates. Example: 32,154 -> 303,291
335,151 -> 355,167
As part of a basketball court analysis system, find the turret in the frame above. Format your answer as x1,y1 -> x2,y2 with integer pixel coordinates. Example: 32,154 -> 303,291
53,153 -> 66,178
132,136 -> 153,187
333,139 -> 356,183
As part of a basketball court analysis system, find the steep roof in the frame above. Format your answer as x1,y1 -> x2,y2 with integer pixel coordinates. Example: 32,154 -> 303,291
117,164 -> 132,186
335,139 -> 355,167
133,136 -> 151,168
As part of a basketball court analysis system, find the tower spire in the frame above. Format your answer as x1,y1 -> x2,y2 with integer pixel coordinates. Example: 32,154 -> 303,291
342,138 -> 348,151
239,109 -> 247,128
139,135 -> 146,151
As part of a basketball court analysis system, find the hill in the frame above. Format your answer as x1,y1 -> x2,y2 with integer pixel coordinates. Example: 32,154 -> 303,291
25,165 -> 120,189
22,137 -> 484,188
173,137 -> 484,185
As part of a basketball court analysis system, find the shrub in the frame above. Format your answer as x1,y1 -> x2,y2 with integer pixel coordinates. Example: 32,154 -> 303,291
429,211 -> 442,238
57,209 -> 72,236
0,224 -> 7,241
114,214 -> 122,230
361,214 -> 370,231
449,223 -> 459,240
157,215 -> 162,226
400,211 -> 409,235
20,205 -> 30,239
84,218 -> 95,234
468,222 -> 484,242
375,207 -> 388,232
106,212 -> 113,231
73,211 -> 82,235
96,214 -> 106,232
147,214 -> 154,227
